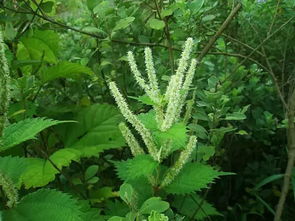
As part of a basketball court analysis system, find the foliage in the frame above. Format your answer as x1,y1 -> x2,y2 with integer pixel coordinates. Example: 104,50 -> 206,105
0,0 -> 294,220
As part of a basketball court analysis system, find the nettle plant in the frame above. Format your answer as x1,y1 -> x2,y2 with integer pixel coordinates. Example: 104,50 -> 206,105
108,38 -> 230,220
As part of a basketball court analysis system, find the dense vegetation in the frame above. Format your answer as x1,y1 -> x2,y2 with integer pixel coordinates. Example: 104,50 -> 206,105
0,0 -> 295,220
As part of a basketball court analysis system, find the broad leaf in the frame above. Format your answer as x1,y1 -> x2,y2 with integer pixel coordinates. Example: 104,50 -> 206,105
173,194 -> 222,220
0,118 -> 69,152
114,155 -> 158,181
148,18 -> 165,30
139,197 -> 169,214
0,156 -> 28,184
164,163 -> 229,194
60,104 -> 125,157
21,148 -> 81,188
3,189 -> 84,221
40,61 -> 94,82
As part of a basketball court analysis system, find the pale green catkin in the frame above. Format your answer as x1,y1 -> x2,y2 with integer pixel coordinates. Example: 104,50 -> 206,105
0,30 -> 10,140
0,172 -> 18,208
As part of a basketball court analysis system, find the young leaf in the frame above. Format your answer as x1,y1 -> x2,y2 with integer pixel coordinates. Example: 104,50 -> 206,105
113,17 -> 135,32
114,155 -> 158,181
139,197 -> 169,215
2,189 -> 84,221
0,118 -> 70,152
148,18 -> 165,30
148,211 -> 169,221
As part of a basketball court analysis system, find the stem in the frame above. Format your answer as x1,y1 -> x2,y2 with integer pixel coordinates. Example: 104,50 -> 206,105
274,89 -> 295,221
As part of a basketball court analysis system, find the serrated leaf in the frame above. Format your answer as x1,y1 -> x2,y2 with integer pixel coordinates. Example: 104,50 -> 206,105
114,155 -> 158,181
139,197 -> 169,214
113,17 -> 135,32
148,18 -> 165,30
164,163 -> 225,194
0,118 -> 70,152
138,111 -> 187,151
0,156 -> 28,184
40,61 -> 93,82
60,104 -> 125,157
3,189 -> 84,221
173,194 -> 222,220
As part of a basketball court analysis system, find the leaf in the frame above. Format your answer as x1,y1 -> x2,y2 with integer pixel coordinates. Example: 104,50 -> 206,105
21,148 -> 81,188
85,165 -> 99,180
2,189 -> 84,221
225,112 -> 246,121
138,111 -> 187,151
119,183 -> 136,205
21,37 -> 57,64
40,61 -> 94,82
189,0 -> 205,13
139,197 -> 169,215
197,145 -> 215,161
148,211 -> 169,221
60,104 -> 125,157
202,15 -> 216,22
0,118 -> 70,152
148,18 -> 165,30
253,174 -> 284,191
114,155 -> 158,181
113,17 -> 135,32
173,194 -> 222,220
0,156 -> 28,184
164,163 -> 228,194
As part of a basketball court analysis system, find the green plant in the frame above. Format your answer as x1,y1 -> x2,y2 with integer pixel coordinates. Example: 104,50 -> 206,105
107,38 -> 230,220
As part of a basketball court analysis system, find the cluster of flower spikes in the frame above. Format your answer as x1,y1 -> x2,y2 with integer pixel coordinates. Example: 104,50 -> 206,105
109,38 -> 197,187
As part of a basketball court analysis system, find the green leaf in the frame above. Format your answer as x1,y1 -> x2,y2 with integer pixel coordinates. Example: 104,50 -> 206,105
0,156 -> 28,184
3,189 -> 84,221
148,18 -> 165,30
60,104 -> 125,157
148,211 -> 169,221
0,118 -> 70,152
189,0 -> 205,13
20,148 -> 80,188
225,112 -> 246,121
253,174 -> 284,191
138,111 -> 187,151
113,17 -> 135,32
21,37 -> 57,64
202,15 -> 216,22
173,194 -> 222,220
119,183 -> 136,205
164,163 -> 227,194
40,61 -> 94,82
114,155 -> 158,181
139,197 -> 169,215
197,145 -> 215,161
85,165 -> 99,180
